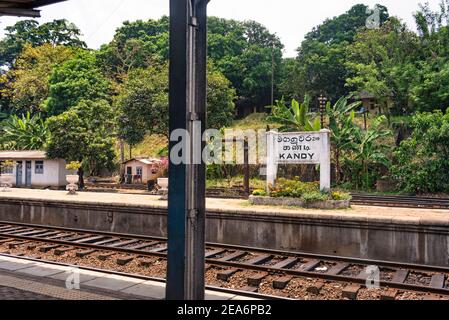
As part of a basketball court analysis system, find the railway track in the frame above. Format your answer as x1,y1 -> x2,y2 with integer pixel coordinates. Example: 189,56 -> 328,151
0,253 -> 289,301
207,188 -> 449,210
0,221 -> 448,299
350,194 -> 449,210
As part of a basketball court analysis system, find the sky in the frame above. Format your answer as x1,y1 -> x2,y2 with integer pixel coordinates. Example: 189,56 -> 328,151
0,0 -> 443,57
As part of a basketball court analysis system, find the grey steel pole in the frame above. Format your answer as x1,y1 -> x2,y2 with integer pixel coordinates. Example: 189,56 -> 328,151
167,0 -> 208,300
244,139 -> 250,196
271,44 -> 275,107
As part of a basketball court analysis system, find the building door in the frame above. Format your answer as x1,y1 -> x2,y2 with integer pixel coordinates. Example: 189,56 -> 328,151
25,161 -> 32,187
16,162 -> 23,187
126,167 -> 132,184
136,167 -> 143,183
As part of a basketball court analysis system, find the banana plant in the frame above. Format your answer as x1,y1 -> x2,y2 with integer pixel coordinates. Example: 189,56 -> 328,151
353,115 -> 392,189
326,94 -> 362,184
267,95 -> 321,132
0,112 -> 49,150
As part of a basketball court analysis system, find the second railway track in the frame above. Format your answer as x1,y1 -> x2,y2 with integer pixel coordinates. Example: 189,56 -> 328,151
0,221 -> 449,299
207,188 -> 449,210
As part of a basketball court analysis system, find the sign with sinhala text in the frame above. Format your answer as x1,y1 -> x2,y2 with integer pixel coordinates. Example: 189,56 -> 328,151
275,132 -> 323,164
266,130 -> 331,191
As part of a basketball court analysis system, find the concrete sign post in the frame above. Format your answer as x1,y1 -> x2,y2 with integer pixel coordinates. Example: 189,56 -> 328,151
266,130 -> 331,191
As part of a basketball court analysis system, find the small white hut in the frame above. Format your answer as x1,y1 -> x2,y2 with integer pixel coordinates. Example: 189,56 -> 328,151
0,151 -> 68,188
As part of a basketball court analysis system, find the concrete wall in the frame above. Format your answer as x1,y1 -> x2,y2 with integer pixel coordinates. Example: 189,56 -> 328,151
11,159 -> 67,187
31,159 -> 67,187
0,198 -> 448,267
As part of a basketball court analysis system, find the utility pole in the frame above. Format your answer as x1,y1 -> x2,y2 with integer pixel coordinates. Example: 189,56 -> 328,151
167,0 -> 208,300
271,44 -> 275,107
318,94 -> 327,129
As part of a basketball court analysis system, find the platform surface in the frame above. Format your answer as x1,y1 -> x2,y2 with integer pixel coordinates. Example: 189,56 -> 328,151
0,255 -> 255,300
1,188 -> 448,226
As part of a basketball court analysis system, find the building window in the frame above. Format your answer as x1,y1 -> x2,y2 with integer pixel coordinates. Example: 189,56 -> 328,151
136,167 -> 143,176
0,161 -> 14,174
35,161 -> 44,174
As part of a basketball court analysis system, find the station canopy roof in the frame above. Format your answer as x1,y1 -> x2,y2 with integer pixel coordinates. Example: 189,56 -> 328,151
0,150 -> 47,160
0,0 -> 66,17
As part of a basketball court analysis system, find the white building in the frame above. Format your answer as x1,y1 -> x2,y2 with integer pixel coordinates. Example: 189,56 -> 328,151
0,151 -> 68,188
123,157 -> 166,184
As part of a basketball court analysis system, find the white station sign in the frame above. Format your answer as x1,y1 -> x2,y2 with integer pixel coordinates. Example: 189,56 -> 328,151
266,130 -> 331,191
275,132 -> 323,164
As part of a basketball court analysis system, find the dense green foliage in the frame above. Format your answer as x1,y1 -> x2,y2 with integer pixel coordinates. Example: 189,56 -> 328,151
326,95 -> 361,183
206,65 -> 237,129
46,99 -> 117,178
1,2 -> 449,194
116,66 -> 169,147
392,110 -> 449,193
0,19 -> 85,68
44,51 -> 112,116
0,112 -> 48,150
116,63 -> 236,148
98,16 -> 281,110
7,44 -> 77,113
281,2 -> 449,116
281,4 -> 389,102
267,96 -> 321,132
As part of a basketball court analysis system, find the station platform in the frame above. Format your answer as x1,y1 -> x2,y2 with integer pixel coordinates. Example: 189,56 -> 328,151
0,188 -> 448,267
0,255 -> 255,300
0,188 -> 448,222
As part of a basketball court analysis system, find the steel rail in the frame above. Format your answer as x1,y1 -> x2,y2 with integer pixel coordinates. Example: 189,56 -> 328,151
0,253 -> 290,300
207,188 -> 449,209
1,221 -> 448,296
2,220 -> 449,273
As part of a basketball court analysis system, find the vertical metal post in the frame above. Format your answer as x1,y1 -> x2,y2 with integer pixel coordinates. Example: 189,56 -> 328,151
271,44 -> 275,107
318,95 -> 327,129
364,110 -> 368,130
167,0 -> 208,300
244,139 -> 250,196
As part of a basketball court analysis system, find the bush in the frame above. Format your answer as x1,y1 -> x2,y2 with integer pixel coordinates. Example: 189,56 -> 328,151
391,110 -> 449,193
269,178 -> 320,198
301,191 -> 329,203
252,189 -> 267,197
66,161 -> 81,171
331,191 -> 352,201
253,178 -> 351,202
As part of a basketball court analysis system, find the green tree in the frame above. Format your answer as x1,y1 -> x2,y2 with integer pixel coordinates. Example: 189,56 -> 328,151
116,66 -> 169,150
206,65 -> 236,129
46,100 -> 117,187
0,112 -> 49,150
97,17 -> 169,82
291,4 -> 390,102
6,44 -> 77,114
392,109 -> 449,193
278,58 -> 305,102
208,18 -> 283,110
0,19 -> 85,68
117,63 -> 236,148
409,60 -> 449,112
346,18 -> 421,114
44,50 -> 112,116
414,0 -> 449,39
0,72 -> 12,117
99,17 -> 282,111
305,4 -> 389,45
408,1 -> 449,112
